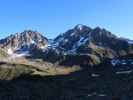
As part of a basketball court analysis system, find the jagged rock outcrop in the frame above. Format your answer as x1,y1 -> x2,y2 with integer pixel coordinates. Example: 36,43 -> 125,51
0,30 -> 48,55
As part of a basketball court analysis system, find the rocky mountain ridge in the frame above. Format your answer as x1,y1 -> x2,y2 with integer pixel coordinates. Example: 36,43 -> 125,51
0,30 -> 48,56
0,25 -> 133,100
52,25 -> 132,55
45,24 -> 133,66
0,25 -> 133,66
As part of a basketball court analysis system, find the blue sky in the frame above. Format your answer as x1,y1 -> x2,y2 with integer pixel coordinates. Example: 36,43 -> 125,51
0,0 -> 133,39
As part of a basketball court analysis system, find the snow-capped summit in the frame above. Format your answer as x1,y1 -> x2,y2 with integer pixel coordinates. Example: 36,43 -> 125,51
76,24 -> 83,30
74,24 -> 86,31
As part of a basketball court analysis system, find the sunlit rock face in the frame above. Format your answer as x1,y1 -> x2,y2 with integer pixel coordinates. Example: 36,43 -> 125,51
0,30 -> 48,56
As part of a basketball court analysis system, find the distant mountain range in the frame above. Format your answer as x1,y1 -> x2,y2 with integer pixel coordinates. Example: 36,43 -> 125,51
0,24 -> 133,66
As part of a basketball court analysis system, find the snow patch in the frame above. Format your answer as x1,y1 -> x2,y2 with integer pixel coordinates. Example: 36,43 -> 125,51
70,32 -> 75,36
64,39 -> 68,43
111,59 -> 121,66
77,24 -> 83,30
111,58 -> 133,66
91,73 -> 100,77
40,44 -> 48,49
66,37 -> 88,55
71,37 -> 88,50
98,94 -> 107,97
38,39 -> 42,42
7,48 -> 13,55
10,51 -> 30,58
77,37 -> 88,47
31,40 -> 36,44
116,70 -> 132,74
128,40 -> 133,44
87,92 -> 107,97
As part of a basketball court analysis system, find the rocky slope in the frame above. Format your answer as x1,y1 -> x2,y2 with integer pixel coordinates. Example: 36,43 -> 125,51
0,49 -> 8,58
53,25 -> 132,55
0,25 -> 133,67
45,25 -> 133,66
0,30 -> 48,56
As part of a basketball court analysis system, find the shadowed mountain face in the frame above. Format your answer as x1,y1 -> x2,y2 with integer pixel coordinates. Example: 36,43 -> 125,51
0,30 -> 48,55
53,25 -> 132,55
0,59 -> 133,100
45,25 -> 133,66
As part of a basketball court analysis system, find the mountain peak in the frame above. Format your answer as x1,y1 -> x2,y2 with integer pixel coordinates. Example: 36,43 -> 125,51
74,24 -> 91,31
21,30 -> 43,37
0,30 -> 48,55
52,25 -> 132,57
75,24 -> 84,30
93,26 -> 102,31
